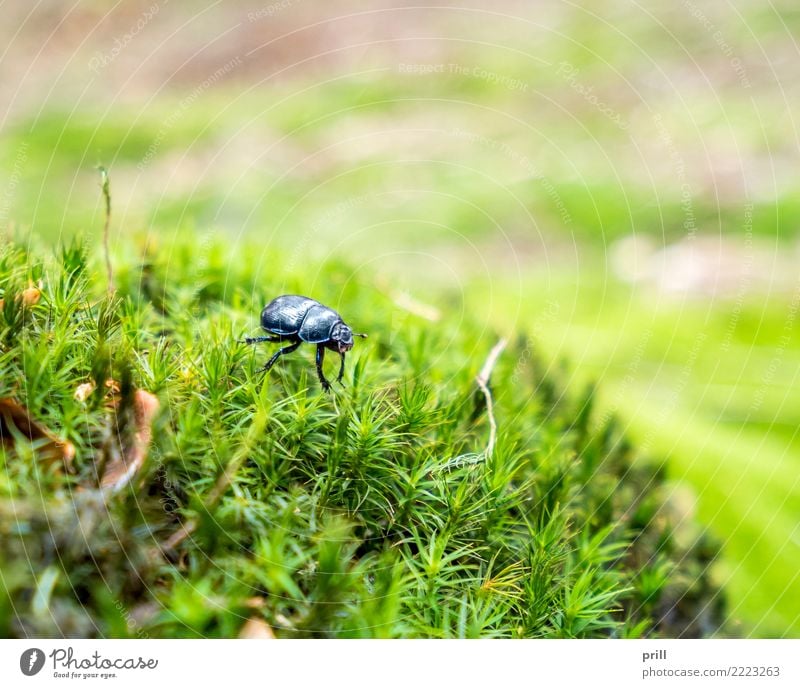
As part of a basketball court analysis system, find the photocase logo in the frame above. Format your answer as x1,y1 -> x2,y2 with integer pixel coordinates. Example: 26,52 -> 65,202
20,648 -> 45,676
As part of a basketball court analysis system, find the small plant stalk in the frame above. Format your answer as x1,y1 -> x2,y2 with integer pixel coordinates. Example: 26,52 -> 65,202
98,166 -> 114,294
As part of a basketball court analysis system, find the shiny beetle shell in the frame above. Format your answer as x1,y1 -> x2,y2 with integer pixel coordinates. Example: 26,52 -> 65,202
244,294 -> 366,392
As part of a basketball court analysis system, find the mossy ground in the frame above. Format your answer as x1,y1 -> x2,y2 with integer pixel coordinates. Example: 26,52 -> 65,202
0,235 -> 723,638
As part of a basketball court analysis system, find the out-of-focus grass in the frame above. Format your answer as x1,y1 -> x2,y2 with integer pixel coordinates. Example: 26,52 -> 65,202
5,91 -> 800,246
472,272 -> 800,636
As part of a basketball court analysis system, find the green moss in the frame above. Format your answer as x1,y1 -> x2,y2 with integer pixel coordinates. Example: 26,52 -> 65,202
0,235 -> 724,638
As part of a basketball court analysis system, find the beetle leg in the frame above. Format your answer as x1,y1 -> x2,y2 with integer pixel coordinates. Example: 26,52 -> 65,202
259,340 -> 301,373
315,344 -> 332,393
242,335 -> 283,345
337,352 -> 346,385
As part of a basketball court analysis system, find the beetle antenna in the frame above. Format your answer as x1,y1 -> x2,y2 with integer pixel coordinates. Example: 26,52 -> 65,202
355,333 -> 368,338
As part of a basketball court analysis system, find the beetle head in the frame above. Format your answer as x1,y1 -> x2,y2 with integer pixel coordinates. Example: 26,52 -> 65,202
330,322 -> 368,353
330,322 -> 355,353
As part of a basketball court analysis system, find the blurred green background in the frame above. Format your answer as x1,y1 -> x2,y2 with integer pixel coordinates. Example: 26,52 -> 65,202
1,0 -> 798,636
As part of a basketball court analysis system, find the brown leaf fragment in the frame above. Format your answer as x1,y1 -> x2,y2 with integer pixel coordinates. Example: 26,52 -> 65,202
0,397 -> 75,466
0,281 -> 42,310
74,378 -> 121,403
74,383 -> 95,402
100,390 -> 159,492
238,617 -> 275,639
21,284 -> 41,307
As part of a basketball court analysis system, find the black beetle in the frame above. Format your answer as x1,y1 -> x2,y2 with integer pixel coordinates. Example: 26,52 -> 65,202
243,295 -> 367,392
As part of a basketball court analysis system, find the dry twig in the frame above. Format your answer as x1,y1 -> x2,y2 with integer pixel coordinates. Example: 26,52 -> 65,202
475,338 -> 508,458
